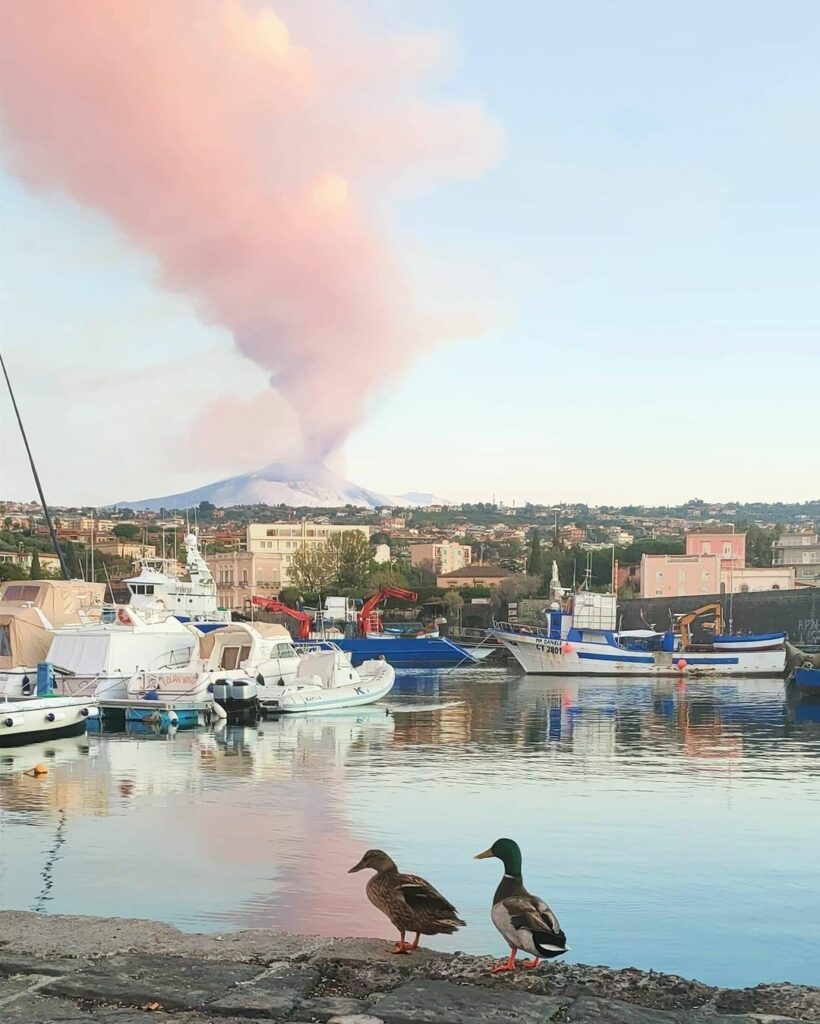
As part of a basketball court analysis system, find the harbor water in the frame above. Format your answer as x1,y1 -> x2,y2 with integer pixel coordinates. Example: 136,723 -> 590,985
1,667 -> 818,988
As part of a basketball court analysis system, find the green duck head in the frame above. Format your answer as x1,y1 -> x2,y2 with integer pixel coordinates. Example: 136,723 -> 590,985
474,837 -> 522,876
348,849 -> 397,874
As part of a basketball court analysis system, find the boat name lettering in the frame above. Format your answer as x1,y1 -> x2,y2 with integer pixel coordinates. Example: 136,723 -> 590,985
534,639 -> 564,654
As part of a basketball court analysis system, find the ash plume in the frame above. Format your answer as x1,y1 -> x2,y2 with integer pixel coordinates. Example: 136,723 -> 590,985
0,1 -> 501,462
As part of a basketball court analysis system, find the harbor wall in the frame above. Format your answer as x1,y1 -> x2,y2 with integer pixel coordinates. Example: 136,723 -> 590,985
618,588 -> 820,645
515,588 -> 820,645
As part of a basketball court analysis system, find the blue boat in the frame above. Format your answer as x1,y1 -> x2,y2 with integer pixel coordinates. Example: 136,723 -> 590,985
298,635 -> 476,668
124,705 -> 201,728
793,666 -> 820,693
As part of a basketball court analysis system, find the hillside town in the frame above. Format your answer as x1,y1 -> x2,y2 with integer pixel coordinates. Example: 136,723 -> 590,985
2,497 -> 818,616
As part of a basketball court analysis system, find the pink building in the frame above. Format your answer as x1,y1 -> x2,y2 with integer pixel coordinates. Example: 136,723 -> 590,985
685,530 -> 746,570
640,553 -> 721,598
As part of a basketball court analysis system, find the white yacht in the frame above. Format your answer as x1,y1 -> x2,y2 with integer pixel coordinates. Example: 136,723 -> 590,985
124,531 -> 230,630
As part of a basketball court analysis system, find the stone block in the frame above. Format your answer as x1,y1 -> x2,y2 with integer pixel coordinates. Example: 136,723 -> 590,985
370,978 -> 565,1024
566,996 -> 680,1022
43,953 -> 261,1011
207,961 -> 319,1017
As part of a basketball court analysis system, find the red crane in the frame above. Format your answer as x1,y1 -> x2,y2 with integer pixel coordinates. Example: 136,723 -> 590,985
357,586 -> 418,635
250,596 -> 312,640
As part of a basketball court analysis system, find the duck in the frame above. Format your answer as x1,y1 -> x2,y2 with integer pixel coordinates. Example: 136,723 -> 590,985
349,849 -> 465,954
475,837 -> 567,973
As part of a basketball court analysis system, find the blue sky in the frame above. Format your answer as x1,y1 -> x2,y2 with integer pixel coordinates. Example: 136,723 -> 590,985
1,0 -> 818,505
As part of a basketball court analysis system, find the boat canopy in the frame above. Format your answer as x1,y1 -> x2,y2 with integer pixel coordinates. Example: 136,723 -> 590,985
0,606 -> 53,670
0,580 -> 104,626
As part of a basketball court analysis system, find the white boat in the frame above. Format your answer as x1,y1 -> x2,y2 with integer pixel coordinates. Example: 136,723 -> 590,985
124,530 -> 230,630
0,579 -> 105,698
492,591 -> 786,677
0,695 -> 98,747
124,621 -> 300,705
45,603 -> 199,701
256,645 -> 395,714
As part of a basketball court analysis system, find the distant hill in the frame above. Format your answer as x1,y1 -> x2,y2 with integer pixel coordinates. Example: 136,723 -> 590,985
115,463 -> 444,510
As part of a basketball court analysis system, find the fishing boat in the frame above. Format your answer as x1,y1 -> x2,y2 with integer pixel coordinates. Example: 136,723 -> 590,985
124,530 -> 230,631
0,694 -> 98,747
492,592 -> 786,677
256,644 -> 395,714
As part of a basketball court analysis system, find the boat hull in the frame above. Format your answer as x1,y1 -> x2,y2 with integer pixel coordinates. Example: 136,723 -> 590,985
492,629 -> 786,677
0,697 -> 96,748
318,636 -> 475,668
261,661 -> 395,713
793,666 -> 820,693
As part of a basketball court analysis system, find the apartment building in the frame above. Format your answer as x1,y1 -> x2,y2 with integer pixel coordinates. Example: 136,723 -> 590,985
773,531 -> 820,585
210,551 -> 283,611
246,522 -> 371,586
409,541 -> 472,575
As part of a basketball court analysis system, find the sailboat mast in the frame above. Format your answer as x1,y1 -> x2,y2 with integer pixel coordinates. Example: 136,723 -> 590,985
0,349 -> 70,579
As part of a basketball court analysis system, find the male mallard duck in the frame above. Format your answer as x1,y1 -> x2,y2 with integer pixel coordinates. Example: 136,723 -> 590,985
349,849 -> 465,954
475,837 -> 567,973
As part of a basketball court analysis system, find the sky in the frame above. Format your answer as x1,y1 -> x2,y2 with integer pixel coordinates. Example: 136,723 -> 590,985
1,0 -> 818,507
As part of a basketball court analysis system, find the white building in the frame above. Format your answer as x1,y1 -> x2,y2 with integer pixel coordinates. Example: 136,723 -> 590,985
246,522 -> 371,586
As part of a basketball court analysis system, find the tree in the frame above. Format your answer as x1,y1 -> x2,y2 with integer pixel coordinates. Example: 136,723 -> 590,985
368,565 -> 411,592
442,590 -> 464,628
323,531 -> 376,590
290,543 -> 334,592
113,523 -> 141,541
0,561 -> 28,582
198,500 -> 216,520
29,550 -> 42,579
526,529 -> 543,576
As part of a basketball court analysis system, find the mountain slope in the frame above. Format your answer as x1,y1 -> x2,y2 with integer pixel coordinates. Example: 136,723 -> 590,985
117,462 -> 404,510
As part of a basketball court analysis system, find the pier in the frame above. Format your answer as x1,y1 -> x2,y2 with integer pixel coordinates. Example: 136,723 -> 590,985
0,912 -> 816,1023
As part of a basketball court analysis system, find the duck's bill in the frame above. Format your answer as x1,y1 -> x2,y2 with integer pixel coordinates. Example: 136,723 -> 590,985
348,858 -> 366,873
474,848 -> 494,859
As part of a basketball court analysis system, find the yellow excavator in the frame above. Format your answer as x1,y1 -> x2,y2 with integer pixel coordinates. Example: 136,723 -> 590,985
678,603 -> 723,649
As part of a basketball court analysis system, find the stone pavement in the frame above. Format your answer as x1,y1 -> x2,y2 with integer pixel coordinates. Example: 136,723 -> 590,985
0,912 -> 817,1024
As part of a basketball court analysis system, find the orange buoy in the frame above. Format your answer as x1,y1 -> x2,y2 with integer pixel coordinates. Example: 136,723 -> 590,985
25,763 -> 48,778
677,658 -> 687,671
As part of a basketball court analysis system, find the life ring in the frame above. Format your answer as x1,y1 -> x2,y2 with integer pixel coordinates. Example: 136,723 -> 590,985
117,607 -> 132,626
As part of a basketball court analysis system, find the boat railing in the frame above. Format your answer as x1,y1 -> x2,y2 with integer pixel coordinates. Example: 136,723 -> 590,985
493,621 -> 558,640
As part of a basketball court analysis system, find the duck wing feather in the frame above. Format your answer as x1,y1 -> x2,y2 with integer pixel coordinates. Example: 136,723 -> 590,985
396,873 -> 464,922
500,894 -> 566,952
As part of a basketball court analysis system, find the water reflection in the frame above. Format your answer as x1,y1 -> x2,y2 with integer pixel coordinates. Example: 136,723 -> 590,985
0,669 -> 818,988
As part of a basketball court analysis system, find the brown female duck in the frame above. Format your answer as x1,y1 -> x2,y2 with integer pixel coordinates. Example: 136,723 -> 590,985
349,849 -> 465,953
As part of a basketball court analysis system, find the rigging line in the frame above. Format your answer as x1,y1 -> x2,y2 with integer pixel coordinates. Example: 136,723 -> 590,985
0,349 -> 70,579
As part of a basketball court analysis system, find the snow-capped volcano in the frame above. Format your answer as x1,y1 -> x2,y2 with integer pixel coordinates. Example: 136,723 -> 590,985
116,462 -> 445,510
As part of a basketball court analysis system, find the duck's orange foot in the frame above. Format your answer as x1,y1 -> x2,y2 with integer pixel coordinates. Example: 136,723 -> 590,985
389,942 -> 411,954
491,962 -> 516,974
521,957 -> 541,969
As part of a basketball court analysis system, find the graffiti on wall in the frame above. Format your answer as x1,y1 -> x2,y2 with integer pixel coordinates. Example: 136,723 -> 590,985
796,618 -> 820,645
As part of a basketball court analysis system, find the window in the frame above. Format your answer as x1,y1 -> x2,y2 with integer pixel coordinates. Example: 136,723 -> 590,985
145,585 -> 154,595
740,584 -> 749,593
702,543 -> 711,554
242,570 -> 248,584
772,584 -> 780,590
0,624 -> 10,658
723,543 -> 732,557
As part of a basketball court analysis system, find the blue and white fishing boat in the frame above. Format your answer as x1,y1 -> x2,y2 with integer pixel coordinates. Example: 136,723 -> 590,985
492,590 -> 786,677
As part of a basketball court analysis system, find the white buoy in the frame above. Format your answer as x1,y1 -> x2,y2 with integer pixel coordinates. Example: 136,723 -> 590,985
212,702 -> 227,720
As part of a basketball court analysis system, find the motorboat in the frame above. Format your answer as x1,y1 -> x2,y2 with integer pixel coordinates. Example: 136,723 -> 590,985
792,666 -> 820,694
256,644 -> 395,714
44,603 -> 199,700
0,694 -> 98,747
124,530 -> 230,631
0,579 -> 105,698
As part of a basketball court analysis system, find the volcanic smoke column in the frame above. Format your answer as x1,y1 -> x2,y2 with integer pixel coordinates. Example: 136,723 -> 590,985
0,0 -> 502,464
